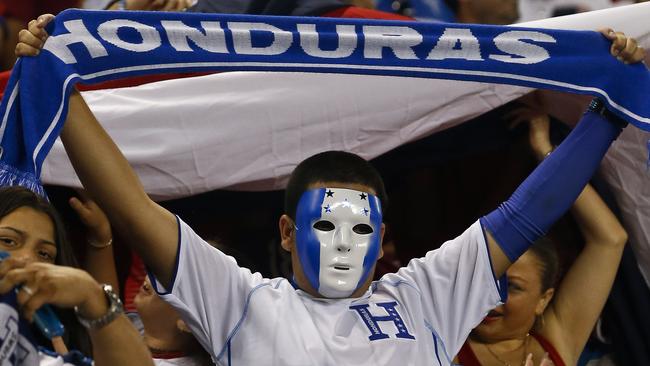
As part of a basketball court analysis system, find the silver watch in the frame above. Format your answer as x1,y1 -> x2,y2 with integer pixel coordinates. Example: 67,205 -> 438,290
75,284 -> 123,330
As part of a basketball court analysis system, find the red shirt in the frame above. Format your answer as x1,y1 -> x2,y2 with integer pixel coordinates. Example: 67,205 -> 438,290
457,333 -> 566,366
0,0 -> 81,24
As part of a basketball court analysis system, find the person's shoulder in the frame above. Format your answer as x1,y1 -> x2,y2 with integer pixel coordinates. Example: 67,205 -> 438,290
371,273 -> 421,297
439,219 -> 485,250
175,215 -> 211,246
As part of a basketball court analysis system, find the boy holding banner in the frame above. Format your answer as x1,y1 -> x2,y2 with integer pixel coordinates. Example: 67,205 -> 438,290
14,13 -> 645,366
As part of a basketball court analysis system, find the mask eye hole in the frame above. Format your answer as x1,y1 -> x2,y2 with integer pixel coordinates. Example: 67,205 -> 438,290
353,224 -> 374,235
313,220 -> 335,232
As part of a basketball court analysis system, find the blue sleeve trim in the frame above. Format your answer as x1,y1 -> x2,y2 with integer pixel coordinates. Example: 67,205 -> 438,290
215,279 -> 285,361
479,218 -> 508,303
371,278 -> 422,297
432,332 -> 443,366
147,215 -> 182,296
227,340 -> 232,366
424,321 -> 453,364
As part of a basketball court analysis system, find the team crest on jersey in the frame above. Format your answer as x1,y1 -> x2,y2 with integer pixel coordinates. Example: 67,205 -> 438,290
349,301 -> 415,341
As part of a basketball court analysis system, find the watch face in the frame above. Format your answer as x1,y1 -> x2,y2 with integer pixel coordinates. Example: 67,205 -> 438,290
104,284 -> 124,311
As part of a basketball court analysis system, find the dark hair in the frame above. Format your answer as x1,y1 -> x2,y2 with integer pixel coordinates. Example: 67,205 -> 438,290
443,0 -> 459,14
0,186 -> 77,267
0,187 -> 88,353
528,237 -> 559,292
284,151 -> 388,220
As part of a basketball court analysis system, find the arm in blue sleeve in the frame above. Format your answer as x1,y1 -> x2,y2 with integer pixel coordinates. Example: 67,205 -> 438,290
480,108 -> 624,262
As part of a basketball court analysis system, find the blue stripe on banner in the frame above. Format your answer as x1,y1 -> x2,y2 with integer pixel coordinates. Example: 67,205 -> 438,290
1,8 -> 649,193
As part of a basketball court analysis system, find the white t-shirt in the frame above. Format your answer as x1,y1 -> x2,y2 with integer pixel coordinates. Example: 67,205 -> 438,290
151,218 -> 503,366
154,356 -> 205,366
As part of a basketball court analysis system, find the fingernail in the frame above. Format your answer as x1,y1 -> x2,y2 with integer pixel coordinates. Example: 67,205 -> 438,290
617,56 -> 624,62
609,31 -> 615,36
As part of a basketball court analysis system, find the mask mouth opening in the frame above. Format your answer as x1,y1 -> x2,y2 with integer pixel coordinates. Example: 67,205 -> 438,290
333,265 -> 350,271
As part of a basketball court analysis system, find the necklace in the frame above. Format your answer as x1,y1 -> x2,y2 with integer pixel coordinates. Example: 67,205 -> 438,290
148,346 -> 186,359
483,334 -> 530,366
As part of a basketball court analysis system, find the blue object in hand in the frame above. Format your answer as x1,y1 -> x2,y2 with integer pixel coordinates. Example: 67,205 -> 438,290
0,251 -> 65,339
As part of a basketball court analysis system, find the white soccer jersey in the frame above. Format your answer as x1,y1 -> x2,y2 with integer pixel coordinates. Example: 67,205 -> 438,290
154,356 -> 205,366
151,218 -> 503,366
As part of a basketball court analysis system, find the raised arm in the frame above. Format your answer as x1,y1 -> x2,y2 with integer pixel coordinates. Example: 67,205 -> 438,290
70,191 -> 120,292
483,29 -> 644,278
63,74 -> 179,288
17,15 -> 178,287
526,114 -> 627,363
547,184 -> 626,359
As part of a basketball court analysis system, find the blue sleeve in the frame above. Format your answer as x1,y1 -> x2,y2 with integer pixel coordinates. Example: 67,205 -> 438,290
480,109 -> 624,262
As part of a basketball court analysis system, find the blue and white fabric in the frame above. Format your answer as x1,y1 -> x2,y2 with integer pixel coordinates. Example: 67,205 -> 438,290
0,9 -> 649,194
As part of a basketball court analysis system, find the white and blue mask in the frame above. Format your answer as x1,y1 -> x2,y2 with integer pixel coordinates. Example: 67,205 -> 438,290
295,187 -> 382,298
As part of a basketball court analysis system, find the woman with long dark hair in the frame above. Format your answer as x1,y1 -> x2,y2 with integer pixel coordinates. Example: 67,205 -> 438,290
0,186 -> 154,366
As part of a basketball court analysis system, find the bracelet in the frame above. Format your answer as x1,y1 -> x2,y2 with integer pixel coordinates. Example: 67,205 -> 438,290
103,0 -> 120,9
543,146 -> 556,160
88,238 -> 113,249
104,0 -> 126,10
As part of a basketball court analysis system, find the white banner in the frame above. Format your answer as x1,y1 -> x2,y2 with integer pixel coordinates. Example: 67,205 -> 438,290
38,3 -> 650,282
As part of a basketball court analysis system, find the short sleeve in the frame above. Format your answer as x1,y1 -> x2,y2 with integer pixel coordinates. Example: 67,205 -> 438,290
148,216 -> 267,357
383,220 -> 504,356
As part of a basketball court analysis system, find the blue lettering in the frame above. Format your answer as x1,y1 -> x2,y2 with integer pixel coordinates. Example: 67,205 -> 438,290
350,301 -> 415,341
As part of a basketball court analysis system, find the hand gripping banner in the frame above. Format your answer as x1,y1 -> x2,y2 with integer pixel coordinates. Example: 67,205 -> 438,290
1,9 -> 649,194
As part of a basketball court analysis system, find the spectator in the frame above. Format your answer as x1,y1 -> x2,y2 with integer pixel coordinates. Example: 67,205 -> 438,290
442,0 -> 519,24
104,0 -> 195,11
135,277 -> 213,365
0,186 -> 153,366
72,194 -> 216,365
455,115 -> 628,366
0,0 -> 81,70
376,0 -> 518,24
0,186 -> 86,353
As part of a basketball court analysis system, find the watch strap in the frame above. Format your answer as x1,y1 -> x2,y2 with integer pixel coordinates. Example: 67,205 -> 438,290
75,284 -> 124,330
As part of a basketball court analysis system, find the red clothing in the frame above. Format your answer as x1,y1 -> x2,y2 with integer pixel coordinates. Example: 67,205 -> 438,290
124,251 -> 147,312
322,6 -> 413,21
0,0 -> 80,24
457,333 -> 566,366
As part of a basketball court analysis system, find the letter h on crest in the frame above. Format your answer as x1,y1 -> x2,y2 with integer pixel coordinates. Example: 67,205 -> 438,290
349,301 -> 415,341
